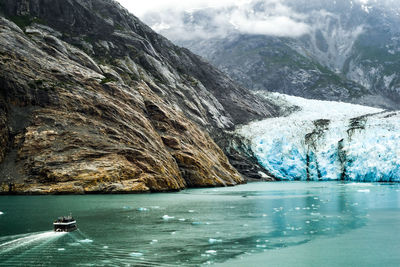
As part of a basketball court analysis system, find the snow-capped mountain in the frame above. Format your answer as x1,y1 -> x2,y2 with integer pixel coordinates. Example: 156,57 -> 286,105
143,0 -> 400,109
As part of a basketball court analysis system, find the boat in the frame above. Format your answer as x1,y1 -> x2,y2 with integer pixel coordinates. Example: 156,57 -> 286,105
53,214 -> 77,232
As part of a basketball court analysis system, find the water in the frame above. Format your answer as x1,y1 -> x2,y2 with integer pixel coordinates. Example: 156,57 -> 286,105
0,182 -> 399,266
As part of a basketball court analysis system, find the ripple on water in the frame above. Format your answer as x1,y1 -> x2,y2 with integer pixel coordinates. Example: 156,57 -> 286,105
78,239 -> 93,243
130,252 -> 143,257
1,182 -> 398,266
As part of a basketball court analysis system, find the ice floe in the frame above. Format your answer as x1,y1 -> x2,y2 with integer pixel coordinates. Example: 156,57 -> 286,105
162,215 -> 174,220
205,250 -> 217,255
130,252 -> 143,257
208,238 -> 222,244
137,207 -> 148,212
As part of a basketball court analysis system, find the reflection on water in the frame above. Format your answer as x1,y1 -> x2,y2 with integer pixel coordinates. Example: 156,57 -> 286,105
0,182 -> 399,266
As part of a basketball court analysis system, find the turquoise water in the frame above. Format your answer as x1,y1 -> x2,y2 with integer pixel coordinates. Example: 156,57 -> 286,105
0,182 -> 399,266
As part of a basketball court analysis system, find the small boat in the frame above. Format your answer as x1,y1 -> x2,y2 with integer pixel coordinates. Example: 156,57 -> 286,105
53,214 -> 77,232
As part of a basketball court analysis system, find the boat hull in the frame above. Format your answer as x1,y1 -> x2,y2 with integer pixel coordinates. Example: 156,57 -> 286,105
54,223 -> 78,232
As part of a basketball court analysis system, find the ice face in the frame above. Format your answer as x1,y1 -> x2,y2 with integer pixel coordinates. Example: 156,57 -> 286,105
238,93 -> 400,181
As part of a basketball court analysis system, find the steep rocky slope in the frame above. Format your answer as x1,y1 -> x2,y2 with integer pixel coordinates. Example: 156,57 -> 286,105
0,0 -> 279,194
148,0 -> 400,109
183,35 -> 371,104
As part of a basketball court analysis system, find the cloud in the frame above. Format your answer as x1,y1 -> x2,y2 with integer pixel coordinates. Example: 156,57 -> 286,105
116,0 -> 253,16
116,0 -> 311,40
229,3 -> 310,37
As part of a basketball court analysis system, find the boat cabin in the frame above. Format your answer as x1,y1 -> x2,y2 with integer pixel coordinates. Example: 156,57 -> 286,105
53,215 -> 77,232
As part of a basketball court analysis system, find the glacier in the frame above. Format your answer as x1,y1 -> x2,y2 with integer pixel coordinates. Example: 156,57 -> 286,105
238,93 -> 400,182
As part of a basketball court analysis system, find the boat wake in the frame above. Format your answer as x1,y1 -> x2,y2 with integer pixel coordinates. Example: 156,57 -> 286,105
0,231 -> 66,253
0,230 -> 179,266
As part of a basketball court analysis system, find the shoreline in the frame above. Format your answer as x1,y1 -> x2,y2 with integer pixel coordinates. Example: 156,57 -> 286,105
1,180 -> 400,196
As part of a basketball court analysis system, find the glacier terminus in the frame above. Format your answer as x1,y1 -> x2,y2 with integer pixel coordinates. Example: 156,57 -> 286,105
238,93 -> 400,182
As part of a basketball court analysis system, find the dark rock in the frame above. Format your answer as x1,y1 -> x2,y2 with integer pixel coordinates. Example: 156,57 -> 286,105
0,0 -> 278,194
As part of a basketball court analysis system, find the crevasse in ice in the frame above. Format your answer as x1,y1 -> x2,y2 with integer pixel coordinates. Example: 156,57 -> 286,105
238,93 -> 400,181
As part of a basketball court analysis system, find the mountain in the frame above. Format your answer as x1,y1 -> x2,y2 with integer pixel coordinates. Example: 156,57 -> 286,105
0,0 -> 279,194
146,0 -> 400,109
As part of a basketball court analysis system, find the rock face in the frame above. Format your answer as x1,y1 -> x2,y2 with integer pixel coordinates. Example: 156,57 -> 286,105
182,35 -> 374,105
151,0 -> 400,110
0,0 -> 279,194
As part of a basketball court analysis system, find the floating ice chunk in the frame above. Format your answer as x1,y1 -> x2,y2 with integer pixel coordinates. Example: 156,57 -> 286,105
243,224 -> 249,227
205,250 -> 217,255
123,206 -> 132,210
137,207 -> 148,211
262,214 -> 268,217
357,189 -> 370,193
295,207 -> 301,210
162,215 -> 174,220
151,206 -> 161,209
208,238 -> 222,244
256,244 -> 267,248
130,252 -> 143,257
79,239 -> 93,243
188,210 -> 195,213
171,232 -> 176,235
178,218 -> 186,221
58,248 -> 65,251
103,246 -> 109,249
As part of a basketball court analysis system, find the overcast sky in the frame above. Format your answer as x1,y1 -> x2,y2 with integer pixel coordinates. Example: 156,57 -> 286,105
116,0 -> 312,39
116,0 -> 254,17
115,0 -> 374,40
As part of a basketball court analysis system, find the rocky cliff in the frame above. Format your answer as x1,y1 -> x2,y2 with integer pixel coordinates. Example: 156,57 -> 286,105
0,0 -> 279,194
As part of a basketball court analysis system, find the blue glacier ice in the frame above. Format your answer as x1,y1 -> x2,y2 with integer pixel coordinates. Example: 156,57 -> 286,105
238,93 -> 400,182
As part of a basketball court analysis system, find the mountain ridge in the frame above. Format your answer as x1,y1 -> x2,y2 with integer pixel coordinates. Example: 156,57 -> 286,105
0,0 -> 278,194
148,0 -> 400,109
